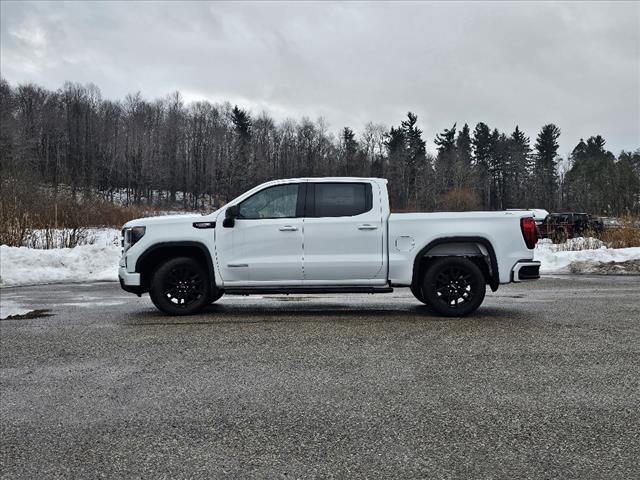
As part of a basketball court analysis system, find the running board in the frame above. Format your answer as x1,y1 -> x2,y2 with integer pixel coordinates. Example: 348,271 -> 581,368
224,286 -> 394,295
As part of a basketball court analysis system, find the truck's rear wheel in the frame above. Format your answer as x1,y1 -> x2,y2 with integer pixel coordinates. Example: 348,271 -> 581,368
422,257 -> 485,317
149,257 -> 210,315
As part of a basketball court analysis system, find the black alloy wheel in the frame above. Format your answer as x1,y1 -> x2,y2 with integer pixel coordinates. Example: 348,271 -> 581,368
150,257 -> 210,315
422,257 -> 486,317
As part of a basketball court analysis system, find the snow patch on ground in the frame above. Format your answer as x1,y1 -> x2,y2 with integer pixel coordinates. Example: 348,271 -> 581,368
0,300 -> 34,319
57,300 -> 127,308
534,238 -> 640,274
1,228 -> 122,287
537,237 -> 606,251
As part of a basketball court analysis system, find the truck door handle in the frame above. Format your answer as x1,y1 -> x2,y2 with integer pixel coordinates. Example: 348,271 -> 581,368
279,225 -> 298,231
358,224 -> 378,230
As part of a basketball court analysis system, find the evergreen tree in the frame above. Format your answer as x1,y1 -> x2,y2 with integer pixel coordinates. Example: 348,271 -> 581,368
619,149 -> 640,177
434,123 -> 457,198
533,124 -> 560,210
402,112 -> 428,209
453,123 -> 473,189
231,105 -> 251,138
0,78 -> 16,179
434,123 -> 457,152
489,129 -> 509,210
472,122 -> 492,209
384,126 -> 406,210
434,122 -> 480,210
613,151 -> 640,215
506,126 -> 531,207
456,123 -> 472,167
564,135 -> 618,214
340,126 -> 359,176
564,138 -> 590,211
230,105 -> 252,198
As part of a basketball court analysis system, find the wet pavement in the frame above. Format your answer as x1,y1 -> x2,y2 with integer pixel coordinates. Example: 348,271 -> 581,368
1,277 -> 639,478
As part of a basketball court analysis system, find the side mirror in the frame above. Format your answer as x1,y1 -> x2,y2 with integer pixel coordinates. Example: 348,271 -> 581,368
223,205 -> 239,228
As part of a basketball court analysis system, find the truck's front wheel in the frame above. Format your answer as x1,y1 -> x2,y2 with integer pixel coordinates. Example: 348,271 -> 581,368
149,257 -> 210,315
422,257 -> 486,317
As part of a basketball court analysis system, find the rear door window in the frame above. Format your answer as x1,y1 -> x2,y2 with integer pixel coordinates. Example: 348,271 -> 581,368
309,183 -> 372,217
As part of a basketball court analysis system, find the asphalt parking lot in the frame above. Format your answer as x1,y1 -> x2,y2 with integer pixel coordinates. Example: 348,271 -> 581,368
1,276 -> 639,479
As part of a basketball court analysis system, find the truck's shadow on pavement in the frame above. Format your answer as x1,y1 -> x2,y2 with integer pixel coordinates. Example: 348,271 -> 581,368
125,303 -> 520,326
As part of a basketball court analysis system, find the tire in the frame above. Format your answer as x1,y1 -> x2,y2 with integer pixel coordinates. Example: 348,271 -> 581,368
149,257 -> 211,315
422,257 -> 486,317
410,284 -> 431,307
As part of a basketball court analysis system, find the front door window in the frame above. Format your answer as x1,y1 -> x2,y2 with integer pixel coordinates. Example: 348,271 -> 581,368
239,184 -> 299,219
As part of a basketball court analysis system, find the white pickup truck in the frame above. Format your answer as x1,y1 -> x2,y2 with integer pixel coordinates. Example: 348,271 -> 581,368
119,177 -> 540,316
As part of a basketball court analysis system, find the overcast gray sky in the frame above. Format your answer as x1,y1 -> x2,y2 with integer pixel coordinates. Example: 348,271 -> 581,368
1,0 -> 638,156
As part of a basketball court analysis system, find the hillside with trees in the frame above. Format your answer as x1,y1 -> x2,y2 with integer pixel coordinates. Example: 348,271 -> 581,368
1,79 -> 638,215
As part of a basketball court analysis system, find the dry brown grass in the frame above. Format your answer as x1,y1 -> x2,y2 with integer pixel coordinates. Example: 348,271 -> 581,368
0,180 -> 158,247
559,217 -> 640,249
597,218 -> 640,248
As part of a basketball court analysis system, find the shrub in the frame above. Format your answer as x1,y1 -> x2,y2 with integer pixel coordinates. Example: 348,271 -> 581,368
552,237 -> 606,251
438,187 -> 481,211
0,179 -> 160,247
597,217 -> 640,248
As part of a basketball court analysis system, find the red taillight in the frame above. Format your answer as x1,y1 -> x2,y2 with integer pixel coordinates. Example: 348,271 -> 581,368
520,217 -> 538,249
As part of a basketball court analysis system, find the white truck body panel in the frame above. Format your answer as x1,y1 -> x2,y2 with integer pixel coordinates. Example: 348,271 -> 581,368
216,216 -> 305,286
387,211 -> 533,285
301,178 -> 387,285
119,177 -> 537,294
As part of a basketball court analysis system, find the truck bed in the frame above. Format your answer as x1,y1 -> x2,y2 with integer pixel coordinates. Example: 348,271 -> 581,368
387,211 -> 533,285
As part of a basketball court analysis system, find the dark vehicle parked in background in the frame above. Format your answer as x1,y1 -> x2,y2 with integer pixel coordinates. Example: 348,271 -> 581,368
598,217 -> 622,229
538,212 -> 594,242
578,216 -> 623,234
508,209 -> 549,233
589,216 -> 604,233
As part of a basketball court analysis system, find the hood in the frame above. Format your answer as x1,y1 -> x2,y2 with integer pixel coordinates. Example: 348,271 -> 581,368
123,213 -> 205,229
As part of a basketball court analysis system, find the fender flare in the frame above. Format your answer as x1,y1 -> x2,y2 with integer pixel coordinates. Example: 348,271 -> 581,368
135,241 -> 216,289
411,236 -> 500,291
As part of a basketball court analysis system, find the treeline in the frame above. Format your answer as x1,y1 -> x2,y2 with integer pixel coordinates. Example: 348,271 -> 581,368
1,78 -> 638,214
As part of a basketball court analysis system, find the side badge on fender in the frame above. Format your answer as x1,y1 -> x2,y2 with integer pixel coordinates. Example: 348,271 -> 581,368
193,221 -> 216,229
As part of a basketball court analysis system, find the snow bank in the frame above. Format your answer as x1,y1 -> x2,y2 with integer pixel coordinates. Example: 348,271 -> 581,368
1,228 -> 121,287
0,243 -> 121,287
534,238 -> 640,274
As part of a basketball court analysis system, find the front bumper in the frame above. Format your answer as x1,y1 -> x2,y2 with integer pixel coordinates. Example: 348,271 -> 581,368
119,266 -> 141,286
511,261 -> 541,282
119,267 -> 144,295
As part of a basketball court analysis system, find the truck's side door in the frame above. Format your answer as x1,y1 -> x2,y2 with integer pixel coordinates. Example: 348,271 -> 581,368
215,182 -> 305,286
302,181 -> 385,284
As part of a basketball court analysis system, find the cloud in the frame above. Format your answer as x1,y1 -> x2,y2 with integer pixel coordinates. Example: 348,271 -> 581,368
1,0 -> 638,154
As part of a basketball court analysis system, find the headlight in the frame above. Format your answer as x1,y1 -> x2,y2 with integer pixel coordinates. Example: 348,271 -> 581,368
123,226 -> 146,251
